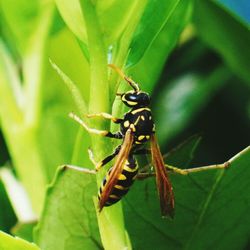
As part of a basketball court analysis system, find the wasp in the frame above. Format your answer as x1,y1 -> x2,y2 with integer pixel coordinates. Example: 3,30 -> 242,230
68,64 -> 230,218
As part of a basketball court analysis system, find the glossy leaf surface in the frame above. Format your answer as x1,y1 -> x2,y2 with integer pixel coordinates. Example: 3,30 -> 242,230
124,147 -> 250,249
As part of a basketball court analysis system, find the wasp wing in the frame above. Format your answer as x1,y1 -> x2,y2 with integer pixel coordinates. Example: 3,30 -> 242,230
99,129 -> 134,211
151,134 -> 175,218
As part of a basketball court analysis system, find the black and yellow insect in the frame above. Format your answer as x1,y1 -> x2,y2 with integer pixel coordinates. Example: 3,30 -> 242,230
69,64 -> 230,218
70,64 -> 174,218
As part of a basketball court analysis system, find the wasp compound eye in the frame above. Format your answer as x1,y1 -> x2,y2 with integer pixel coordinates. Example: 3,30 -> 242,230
141,93 -> 150,105
127,93 -> 137,101
122,92 -> 139,107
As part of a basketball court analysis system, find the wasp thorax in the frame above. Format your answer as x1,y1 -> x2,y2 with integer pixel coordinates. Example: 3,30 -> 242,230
121,91 -> 151,107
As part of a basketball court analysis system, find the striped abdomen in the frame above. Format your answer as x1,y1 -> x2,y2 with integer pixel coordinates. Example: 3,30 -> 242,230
98,157 -> 138,206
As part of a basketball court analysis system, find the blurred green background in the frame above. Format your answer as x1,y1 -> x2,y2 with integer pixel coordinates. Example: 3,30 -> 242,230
0,0 -> 249,249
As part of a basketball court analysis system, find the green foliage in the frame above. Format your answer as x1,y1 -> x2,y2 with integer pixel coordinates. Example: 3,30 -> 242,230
127,0 -> 193,67
124,147 -> 250,249
0,181 -> 16,233
0,0 -> 249,249
0,231 -> 40,250
154,66 -> 231,143
129,0 -> 193,92
34,166 -> 101,250
12,222 -> 37,243
193,0 -> 250,84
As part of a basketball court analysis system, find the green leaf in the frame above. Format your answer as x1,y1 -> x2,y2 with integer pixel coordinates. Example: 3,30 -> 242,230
97,0 -> 146,46
34,166 -> 102,250
193,0 -> 250,84
0,38 -> 47,213
0,231 -> 40,250
164,135 -> 202,168
54,0 -> 87,44
215,0 -> 250,26
12,222 -> 36,243
55,0 -> 147,49
0,0 -> 40,55
124,147 -> 250,249
38,27 -> 91,181
0,1 -> 55,215
47,28 -> 90,103
128,0 -> 193,92
35,163 -> 131,250
49,60 -> 87,115
0,39 -> 23,123
127,0 -> 193,67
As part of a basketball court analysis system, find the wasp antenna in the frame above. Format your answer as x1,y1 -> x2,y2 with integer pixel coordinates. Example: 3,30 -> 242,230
108,64 -> 126,78
124,76 -> 140,92
108,64 -> 140,91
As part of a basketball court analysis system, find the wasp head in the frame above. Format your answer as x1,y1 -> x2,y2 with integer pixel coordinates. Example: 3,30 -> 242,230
120,90 -> 151,108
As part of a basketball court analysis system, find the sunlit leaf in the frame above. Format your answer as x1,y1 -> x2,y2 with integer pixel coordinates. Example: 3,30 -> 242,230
39,27 -> 91,181
49,60 -> 87,115
34,166 -> 101,250
0,231 -> 40,250
54,0 -> 147,50
0,0 -> 40,55
97,0 -> 145,46
128,0 -> 193,92
54,0 -> 87,44
127,0 -> 193,68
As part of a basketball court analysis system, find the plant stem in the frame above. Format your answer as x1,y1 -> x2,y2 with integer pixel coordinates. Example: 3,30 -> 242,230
80,1 -> 132,249
80,0 -> 110,161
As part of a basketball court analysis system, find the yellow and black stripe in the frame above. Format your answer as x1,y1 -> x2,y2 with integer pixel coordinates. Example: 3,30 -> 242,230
121,107 -> 154,145
98,157 -> 138,206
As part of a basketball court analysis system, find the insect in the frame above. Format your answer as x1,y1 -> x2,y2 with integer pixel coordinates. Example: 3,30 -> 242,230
68,64 -> 230,218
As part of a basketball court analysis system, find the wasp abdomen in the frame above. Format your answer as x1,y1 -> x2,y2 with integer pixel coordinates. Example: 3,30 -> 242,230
98,157 -> 138,206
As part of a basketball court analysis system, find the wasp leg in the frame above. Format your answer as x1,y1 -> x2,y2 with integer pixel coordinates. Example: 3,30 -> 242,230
87,113 -> 123,124
63,165 -> 96,174
69,112 -> 123,139
136,161 -> 230,179
108,64 -> 140,91
88,145 -> 121,171
165,161 -> 230,175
